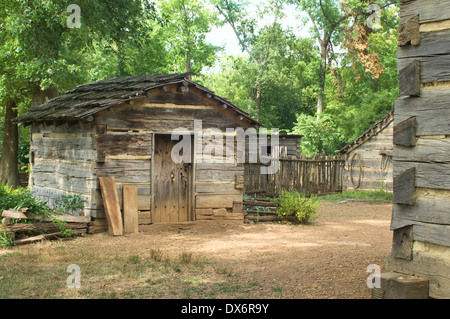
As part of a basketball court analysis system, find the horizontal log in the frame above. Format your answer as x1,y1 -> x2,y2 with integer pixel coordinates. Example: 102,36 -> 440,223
195,182 -> 242,195
31,172 -> 97,195
96,159 -> 151,183
245,215 -> 278,222
398,29 -> 450,60
243,200 -> 276,207
244,210 -> 277,215
414,223 -> 450,247
394,137 -> 450,164
400,0 -> 450,24
96,134 -> 153,156
397,54 -> 450,83
196,169 -> 242,182
31,121 -> 97,135
14,232 -> 65,245
395,90 -> 450,135
6,222 -> 88,232
33,160 -> 95,178
394,161 -> 450,190
391,196 -> 450,229
196,194 -> 242,209
1,209 -> 91,223
31,137 -> 96,163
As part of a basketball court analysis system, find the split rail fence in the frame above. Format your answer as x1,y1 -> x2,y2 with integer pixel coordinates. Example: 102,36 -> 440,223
244,155 -> 345,197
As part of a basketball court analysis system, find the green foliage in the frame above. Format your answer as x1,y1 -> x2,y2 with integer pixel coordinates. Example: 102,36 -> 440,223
0,230 -> 14,248
292,113 -> 344,156
53,194 -> 86,216
0,184 -> 86,242
274,190 -> 320,224
319,189 -> 392,202
0,184 -> 51,216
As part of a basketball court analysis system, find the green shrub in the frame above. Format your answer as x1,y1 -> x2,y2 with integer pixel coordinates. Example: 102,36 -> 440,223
274,190 -> 320,224
0,184 -> 50,216
0,184 -> 86,242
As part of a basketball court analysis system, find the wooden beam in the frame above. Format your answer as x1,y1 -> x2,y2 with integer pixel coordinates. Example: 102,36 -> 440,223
394,117 -> 416,147
398,15 -> 421,46
393,167 -> 416,205
399,60 -> 421,96
372,272 -> 429,299
391,225 -> 414,260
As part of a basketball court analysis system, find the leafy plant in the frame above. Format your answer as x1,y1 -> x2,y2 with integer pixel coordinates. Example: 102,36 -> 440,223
274,190 -> 320,224
0,230 -> 14,248
53,194 -> 86,216
0,184 -> 87,241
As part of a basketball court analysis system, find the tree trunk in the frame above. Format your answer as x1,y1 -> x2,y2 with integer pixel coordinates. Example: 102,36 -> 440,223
115,38 -> 126,77
256,86 -> 262,122
317,41 -> 328,119
0,99 -> 21,187
185,50 -> 192,78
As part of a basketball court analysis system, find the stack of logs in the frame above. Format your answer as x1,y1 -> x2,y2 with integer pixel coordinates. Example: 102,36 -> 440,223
1,208 -> 90,245
243,200 -> 278,223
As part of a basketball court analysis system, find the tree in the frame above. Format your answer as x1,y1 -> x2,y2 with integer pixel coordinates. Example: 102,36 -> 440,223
199,26 -> 320,130
289,0 -> 350,118
292,0 -> 399,154
214,0 -> 295,122
0,0 -> 167,187
158,0 -> 220,76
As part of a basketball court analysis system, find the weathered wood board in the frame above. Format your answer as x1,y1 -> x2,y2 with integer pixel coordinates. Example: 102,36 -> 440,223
123,185 -> 138,234
99,177 -> 123,236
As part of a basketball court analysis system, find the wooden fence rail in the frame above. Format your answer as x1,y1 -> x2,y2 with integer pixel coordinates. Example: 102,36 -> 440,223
244,155 -> 345,197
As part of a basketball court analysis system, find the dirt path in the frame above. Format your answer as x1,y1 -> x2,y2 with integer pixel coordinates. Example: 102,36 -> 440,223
2,200 -> 392,299
113,200 -> 393,298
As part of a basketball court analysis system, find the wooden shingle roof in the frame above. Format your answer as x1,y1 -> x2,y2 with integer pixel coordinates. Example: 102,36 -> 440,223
337,109 -> 394,155
15,73 -> 259,126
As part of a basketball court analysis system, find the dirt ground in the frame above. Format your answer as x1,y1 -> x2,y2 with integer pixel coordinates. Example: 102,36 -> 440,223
90,200 -> 393,299
2,200 -> 392,299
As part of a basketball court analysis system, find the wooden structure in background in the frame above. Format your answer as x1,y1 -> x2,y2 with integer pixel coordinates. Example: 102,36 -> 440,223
381,0 -> 450,299
244,154 -> 344,197
15,74 -> 259,232
338,110 -> 394,192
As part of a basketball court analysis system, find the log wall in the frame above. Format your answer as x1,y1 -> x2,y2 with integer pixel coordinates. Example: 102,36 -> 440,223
29,121 -> 97,216
343,121 -> 394,192
387,0 -> 450,299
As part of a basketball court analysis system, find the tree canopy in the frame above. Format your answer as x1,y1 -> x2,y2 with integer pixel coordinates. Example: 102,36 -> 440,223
0,0 -> 400,186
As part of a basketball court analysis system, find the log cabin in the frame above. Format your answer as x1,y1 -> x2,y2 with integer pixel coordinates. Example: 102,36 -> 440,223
338,109 -> 394,192
373,0 -> 450,299
15,73 -> 261,233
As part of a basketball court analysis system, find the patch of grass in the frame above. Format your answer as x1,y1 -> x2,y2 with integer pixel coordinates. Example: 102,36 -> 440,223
320,189 -> 392,203
149,248 -> 164,262
215,265 -> 233,277
271,286 -> 284,293
179,251 -> 193,264
0,243 -> 265,299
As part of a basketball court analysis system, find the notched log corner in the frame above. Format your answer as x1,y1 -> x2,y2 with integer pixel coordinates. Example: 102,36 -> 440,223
399,15 -> 421,46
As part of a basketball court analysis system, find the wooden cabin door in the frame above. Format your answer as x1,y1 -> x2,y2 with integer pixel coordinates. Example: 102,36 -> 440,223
152,134 -> 192,223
